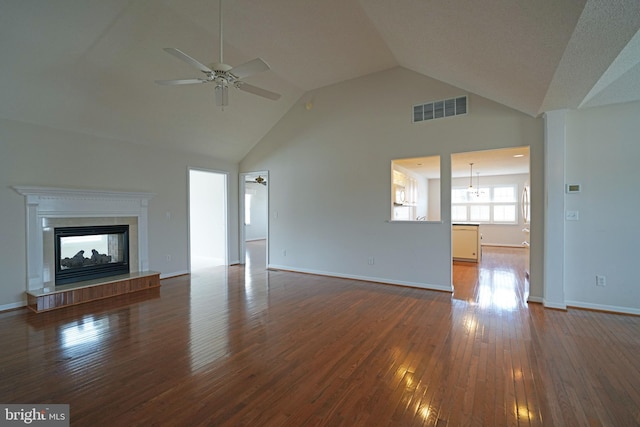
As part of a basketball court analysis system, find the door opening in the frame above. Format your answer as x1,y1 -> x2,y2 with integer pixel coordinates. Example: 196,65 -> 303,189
189,169 -> 227,271
450,147 -> 531,306
240,172 -> 268,268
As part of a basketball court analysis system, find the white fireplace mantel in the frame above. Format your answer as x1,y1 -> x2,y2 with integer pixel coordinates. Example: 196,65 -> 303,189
13,186 -> 155,291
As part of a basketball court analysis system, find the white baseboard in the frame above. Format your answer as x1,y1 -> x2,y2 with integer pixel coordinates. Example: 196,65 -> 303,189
543,299 -> 567,310
267,264 -> 453,293
566,300 -> 640,316
160,270 -> 189,279
524,297 -> 638,316
482,243 -> 527,248
0,300 -> 26,312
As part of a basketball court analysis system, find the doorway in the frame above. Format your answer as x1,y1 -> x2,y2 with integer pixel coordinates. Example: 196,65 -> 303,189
450,147 -> 531,305
239,172 -> 268,267
189,168 -> 227,271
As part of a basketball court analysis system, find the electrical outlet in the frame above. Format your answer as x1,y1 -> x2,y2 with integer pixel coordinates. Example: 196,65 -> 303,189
596,275 -> 606,287
367,257 -> 375,265
165,255 -> 172,262
282,249 -> 286,257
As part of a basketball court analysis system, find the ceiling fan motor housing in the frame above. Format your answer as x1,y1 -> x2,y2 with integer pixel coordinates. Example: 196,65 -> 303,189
210,62 -> 233,72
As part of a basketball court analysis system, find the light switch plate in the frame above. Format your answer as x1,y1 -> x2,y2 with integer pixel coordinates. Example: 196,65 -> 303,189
566,184 -> 581,193
565,210 -> 579,221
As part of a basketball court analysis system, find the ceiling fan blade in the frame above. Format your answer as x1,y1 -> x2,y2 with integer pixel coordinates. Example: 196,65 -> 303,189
236,82 -> 281,101
155,79 -> 208,85
230,58 -> 270,79
163,48 -> 212,73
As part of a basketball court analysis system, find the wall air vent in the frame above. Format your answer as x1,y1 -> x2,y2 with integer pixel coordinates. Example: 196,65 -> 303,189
413,96 -> 467,123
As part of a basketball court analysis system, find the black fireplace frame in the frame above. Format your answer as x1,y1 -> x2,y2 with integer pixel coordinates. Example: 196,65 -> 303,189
54,225 -> 130,286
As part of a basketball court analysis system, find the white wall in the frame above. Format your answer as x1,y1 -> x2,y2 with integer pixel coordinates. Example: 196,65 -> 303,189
428,179 -> 441,220
241,67 -> 544,294
245,182 -> 267,241
0,117 -> 239,309
564,101 -> 640,313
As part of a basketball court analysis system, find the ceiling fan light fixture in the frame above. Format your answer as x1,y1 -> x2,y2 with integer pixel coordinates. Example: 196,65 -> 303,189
215,85 -> 228,107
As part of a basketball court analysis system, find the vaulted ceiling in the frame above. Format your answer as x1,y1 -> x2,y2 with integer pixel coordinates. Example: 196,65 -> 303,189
2,0 -> 639,163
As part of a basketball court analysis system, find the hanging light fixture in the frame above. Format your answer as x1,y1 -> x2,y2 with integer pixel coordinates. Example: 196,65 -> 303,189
476,172 -> 480,195
467,163 -> 475,194
475,172 -> 485,198
467,163 -> 486,197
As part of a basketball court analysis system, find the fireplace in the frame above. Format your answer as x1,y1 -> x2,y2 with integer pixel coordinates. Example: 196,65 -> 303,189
55,225 -> 130,285
13,186 -> 154,296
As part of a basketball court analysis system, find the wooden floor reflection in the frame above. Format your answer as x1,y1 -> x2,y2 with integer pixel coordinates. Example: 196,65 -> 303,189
0,243 -> 639,426
453,246 -> 529,309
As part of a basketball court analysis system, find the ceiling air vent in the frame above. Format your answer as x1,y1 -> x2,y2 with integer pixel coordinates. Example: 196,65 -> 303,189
413,96 -> 467,123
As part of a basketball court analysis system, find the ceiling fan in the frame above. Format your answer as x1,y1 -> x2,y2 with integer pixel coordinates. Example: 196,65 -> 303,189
155,0 -> 281,107
245,176 -> 267,186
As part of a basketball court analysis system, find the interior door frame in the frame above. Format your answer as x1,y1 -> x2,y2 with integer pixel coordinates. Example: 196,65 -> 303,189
239,170 -> 269,265
449,147 -> 532,295
188,167 -> 229,271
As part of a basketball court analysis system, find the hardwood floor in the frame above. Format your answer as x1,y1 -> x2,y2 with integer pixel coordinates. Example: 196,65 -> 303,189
452,246 -> 530,308
1,243 -> 639,426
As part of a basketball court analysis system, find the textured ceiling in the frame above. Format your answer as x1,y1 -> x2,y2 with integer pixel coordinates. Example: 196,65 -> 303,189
1,0 -> 639,163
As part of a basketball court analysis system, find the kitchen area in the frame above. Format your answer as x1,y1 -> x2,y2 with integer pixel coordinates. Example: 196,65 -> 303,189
392,148 -> 531,276
450,148 -> 530,272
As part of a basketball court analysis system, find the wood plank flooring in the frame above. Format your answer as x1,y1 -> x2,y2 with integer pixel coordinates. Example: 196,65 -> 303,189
1,243 -> 639,426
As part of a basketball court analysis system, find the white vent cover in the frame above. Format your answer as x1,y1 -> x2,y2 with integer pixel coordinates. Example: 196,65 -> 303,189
413,96 -> 467,122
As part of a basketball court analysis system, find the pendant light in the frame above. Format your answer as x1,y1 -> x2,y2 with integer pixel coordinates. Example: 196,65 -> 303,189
467,163 -> 475,194
472,171 -> 488,198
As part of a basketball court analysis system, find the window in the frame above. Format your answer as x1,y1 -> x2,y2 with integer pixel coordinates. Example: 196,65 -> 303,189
451,184 -> 518,224
493,205 -> 516,222
470,205 -> 490,222
451,205 -> 467,222
493,186 -> 516,202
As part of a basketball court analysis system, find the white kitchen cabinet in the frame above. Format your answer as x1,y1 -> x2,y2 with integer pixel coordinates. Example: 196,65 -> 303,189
452,224 -> 480,262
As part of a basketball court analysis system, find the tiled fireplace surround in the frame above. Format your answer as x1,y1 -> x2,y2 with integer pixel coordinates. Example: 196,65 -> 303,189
13,187 -> 155,293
